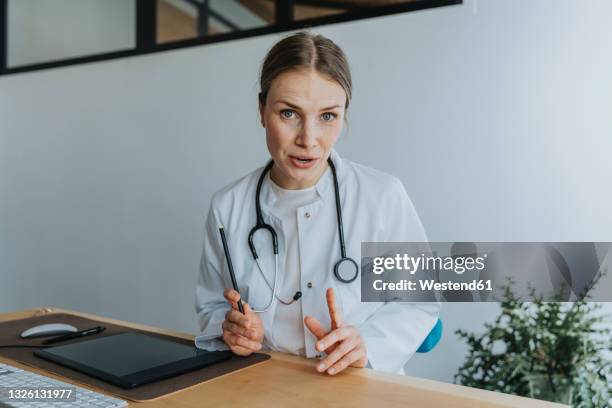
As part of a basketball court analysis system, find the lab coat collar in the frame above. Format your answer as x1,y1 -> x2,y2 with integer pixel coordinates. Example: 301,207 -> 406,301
259,149 -> 343,216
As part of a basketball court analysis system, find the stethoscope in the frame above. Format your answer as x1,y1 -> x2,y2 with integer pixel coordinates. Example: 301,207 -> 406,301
247,157 -> 359,313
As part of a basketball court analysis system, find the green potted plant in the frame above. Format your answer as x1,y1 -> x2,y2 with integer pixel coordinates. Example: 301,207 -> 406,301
455,284 -> 612,407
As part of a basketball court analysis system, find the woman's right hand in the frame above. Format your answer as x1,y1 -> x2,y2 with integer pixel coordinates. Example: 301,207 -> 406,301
222,289 -> 264,356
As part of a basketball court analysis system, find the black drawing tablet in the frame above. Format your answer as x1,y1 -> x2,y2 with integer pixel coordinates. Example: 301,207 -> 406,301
34,332 -> 232,389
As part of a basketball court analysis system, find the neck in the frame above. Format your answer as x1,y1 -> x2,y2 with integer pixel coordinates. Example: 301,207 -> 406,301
270,160 -> 329,190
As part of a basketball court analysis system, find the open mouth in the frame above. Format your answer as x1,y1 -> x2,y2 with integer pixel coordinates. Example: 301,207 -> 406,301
294,156 -> 315,163
289,155 -> 319,168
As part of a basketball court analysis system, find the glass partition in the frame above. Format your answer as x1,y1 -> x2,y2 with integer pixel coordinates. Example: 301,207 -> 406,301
0,0 -> 461,75
7,0 -> 135,68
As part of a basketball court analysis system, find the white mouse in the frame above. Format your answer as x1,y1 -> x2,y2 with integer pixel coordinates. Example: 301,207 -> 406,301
20,323 -> 79,339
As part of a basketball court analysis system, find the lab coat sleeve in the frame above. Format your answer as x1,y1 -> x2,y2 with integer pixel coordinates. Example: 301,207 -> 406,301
194,204 -> 230,351
358,177 -> 441,373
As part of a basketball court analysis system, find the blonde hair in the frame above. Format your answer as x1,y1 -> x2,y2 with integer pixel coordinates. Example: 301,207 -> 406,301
258,31 -> 352,111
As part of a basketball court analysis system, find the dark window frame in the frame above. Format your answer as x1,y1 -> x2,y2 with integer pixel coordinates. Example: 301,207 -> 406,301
0,0 -> 6,71
0,0 -> 461,77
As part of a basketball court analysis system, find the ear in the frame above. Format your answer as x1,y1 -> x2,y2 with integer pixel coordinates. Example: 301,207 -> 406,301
259,102 -> 266,128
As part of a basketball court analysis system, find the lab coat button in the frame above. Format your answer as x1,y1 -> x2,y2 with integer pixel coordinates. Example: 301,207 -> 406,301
307,282 -> 313,288
305,212 -> 311,218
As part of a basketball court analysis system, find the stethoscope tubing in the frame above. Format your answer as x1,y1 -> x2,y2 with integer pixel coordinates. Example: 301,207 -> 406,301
248,156 -> 359,312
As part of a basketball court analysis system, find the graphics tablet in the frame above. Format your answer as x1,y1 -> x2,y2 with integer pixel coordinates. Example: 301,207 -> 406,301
34,332 -> 232,389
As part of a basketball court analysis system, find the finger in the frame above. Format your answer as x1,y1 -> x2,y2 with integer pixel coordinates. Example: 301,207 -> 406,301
226,309 -> 251,328
223,320 -> 259,340
222,331 -> 248,352
316,326 -> 352,353
230,346 -> 252,356
304,316 -> 327,340
223,332 -> 254,352
233,334 -> 262,351
224,288 -> 241,303
225,332 -> 262,351
222,320 -> 256,338
327,348 -> 365,375
224,289 -> 244,311
326,288 -> 343,329
222,332 -> 255,356
243,302 -> 264,339
316,336 -> 358,373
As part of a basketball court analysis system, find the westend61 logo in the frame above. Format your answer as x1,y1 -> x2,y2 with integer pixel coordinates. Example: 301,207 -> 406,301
372,253 -> 487,275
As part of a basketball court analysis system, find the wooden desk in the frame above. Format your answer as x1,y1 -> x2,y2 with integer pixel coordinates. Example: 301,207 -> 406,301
0,308 -> 567,407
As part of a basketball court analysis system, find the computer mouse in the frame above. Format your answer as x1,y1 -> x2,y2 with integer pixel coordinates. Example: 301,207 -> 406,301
20,323 -> 79,339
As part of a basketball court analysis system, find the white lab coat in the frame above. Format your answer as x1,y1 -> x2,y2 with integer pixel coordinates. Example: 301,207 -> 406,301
195,149 -> 440,374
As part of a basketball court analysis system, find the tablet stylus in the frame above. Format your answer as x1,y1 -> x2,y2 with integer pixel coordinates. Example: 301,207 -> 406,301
218,225 -> 245,314
42,326 -> 106,345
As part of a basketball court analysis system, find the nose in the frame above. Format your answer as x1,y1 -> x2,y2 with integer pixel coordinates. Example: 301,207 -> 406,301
295,118 -> 317,148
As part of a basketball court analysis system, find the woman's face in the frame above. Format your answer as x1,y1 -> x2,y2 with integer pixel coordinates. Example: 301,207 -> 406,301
260,68 -> 346,189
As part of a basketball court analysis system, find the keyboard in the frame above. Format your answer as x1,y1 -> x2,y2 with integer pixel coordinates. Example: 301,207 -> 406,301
0,362 -> 127,407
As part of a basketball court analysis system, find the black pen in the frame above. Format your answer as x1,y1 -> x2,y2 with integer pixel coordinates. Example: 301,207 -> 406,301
42,326 -> 106,345
218,225 -> 245,314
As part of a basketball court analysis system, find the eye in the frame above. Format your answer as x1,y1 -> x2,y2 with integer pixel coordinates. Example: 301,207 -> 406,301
281,109 -> 296,119
321,112 -> 337,122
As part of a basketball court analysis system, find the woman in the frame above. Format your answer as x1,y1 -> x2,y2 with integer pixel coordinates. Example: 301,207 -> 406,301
195,32 -> 440,375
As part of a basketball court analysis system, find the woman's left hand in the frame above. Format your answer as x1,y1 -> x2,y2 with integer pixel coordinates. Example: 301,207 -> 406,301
304,288 -> 368,375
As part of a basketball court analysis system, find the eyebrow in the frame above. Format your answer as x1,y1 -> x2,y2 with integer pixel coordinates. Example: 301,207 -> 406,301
275,100 -> 342,111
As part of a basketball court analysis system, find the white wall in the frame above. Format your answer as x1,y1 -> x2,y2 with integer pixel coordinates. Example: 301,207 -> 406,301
1,0 -> 611,384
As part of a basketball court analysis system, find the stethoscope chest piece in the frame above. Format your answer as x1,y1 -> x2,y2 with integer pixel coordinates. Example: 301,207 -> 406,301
334,257 -> 359,283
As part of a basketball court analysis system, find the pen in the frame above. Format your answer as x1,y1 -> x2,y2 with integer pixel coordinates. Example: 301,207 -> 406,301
42,326 -> 106,345
218,225 -> 245,314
